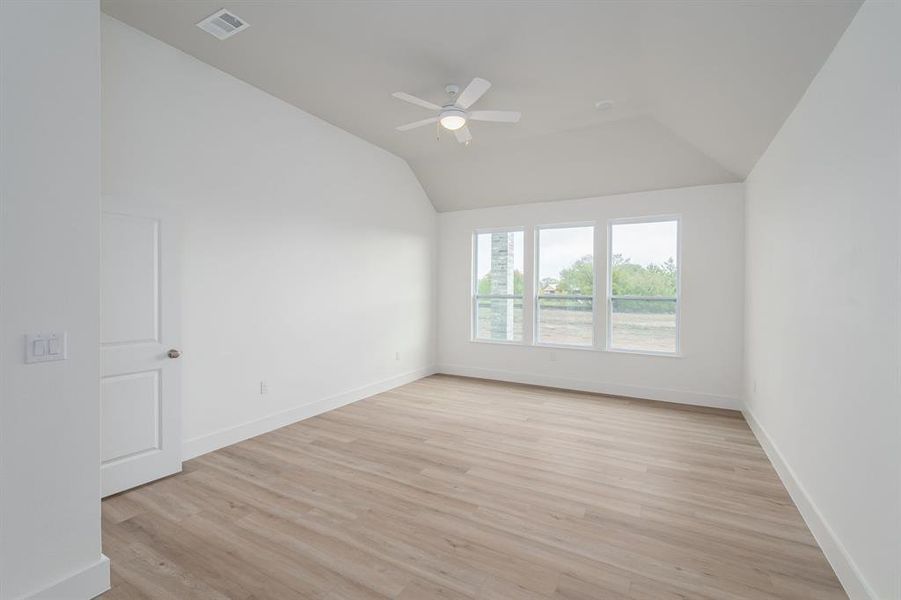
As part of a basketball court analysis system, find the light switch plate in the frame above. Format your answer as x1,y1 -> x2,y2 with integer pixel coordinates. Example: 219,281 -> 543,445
25,332 -> 67,363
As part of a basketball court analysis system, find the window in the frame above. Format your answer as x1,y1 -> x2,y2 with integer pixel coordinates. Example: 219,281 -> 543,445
608,218 -> 679,354
536,225 -> 594,346
473,230 -> 524,342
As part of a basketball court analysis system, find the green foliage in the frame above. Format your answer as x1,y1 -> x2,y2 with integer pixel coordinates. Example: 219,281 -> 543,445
478,270 -> 523,295
611,254 -> 676,296
558,255 -> 594,296
611,254 -> 676,313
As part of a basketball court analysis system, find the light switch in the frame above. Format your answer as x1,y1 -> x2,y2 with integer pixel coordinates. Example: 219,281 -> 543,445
25,332 -> 67,364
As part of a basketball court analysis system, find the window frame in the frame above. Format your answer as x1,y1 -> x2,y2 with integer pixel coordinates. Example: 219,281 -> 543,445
606,215 -> 682,357
471,227 -> 527,345
534,222 -> 597,349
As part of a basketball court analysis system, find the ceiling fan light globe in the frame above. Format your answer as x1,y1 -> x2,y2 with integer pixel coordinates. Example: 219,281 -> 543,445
439,112 -> 467,131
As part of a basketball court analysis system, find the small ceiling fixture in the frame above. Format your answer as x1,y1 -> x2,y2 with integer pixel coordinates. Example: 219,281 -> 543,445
393,78 -> 522,145
438,106 -> 467,131
197,8 -> 250,40
595,99 -> 615,111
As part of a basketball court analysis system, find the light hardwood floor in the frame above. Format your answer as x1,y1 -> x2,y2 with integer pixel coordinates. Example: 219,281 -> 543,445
101,375 -> 845,599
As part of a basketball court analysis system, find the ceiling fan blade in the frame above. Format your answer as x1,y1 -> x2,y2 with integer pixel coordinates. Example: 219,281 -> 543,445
468,110 -> 522,123
454,125 -> 472,144
396,117 -> 438,131
392,92 -> 441,111
455,77 -> 491,109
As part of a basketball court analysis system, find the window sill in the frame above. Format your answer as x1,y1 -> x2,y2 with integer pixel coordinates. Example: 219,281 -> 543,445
470,338 -> 525,346
533,342 -> 594,351
468,338 -> 682,358
605,347 -> 682,358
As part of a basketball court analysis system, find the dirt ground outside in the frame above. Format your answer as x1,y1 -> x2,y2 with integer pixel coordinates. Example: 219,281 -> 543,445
476,304 -> 675,352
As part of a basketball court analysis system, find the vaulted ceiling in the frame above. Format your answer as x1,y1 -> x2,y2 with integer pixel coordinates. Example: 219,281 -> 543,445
101,0 -> 861,212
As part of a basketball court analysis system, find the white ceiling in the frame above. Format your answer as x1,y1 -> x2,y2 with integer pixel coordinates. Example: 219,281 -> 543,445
101,0 -> 860,212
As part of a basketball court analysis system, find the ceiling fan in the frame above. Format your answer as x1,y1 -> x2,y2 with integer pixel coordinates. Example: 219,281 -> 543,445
392,77 -> 521,144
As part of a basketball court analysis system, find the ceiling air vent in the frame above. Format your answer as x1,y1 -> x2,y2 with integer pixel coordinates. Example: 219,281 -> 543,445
197,9 -> 249,40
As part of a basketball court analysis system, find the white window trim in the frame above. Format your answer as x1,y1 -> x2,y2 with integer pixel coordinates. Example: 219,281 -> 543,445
606,215 -> 682,356
471,227 -> 527,344
534,222 -> 596,349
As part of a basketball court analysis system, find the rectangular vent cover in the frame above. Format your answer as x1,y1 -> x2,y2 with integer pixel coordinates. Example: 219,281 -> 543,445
197,9 -> 249,40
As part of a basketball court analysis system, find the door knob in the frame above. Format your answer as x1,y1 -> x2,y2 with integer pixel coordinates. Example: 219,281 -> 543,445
167,349 -> 181,359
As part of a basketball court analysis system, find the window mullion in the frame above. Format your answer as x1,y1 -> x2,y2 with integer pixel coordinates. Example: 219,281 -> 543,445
596,223 -> 606,350
522,225 -> 535,346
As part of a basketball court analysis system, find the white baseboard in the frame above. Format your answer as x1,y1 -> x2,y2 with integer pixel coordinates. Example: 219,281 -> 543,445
182,366 -> 437,460
436,364 -> 741,410
25,554 -> 110,600
742,407 -> 876,600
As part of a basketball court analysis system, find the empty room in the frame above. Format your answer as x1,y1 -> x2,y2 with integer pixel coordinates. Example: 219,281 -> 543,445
1,0 -> 898,599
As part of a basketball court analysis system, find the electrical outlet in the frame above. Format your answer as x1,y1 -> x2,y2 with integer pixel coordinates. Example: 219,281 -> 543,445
548,351 -> 558,362
260,381 -> 269,395
395,351 -> 400,361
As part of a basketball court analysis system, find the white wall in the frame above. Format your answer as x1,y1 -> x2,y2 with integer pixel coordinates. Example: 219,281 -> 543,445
101,16 -> 437,457
438,184 -> 744,409
0,1 -> 109,599
743,1 -> 900,598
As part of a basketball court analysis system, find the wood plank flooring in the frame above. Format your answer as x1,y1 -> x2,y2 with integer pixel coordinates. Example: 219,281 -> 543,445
101,375 -> 845,599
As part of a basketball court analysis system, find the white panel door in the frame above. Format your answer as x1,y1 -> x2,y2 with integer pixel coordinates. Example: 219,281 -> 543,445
101,205 -> 181,497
